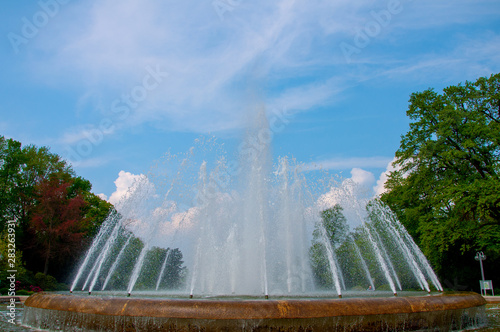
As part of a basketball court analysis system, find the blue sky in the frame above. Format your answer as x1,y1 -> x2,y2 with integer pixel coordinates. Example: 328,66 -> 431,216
1,0 -> 499,201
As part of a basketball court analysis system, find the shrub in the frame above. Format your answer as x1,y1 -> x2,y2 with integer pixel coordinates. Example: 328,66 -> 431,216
29,285 -> 43,292
34,272 -> 57,291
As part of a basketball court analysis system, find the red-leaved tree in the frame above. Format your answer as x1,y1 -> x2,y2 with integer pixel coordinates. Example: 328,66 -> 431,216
30,177 -> 88,275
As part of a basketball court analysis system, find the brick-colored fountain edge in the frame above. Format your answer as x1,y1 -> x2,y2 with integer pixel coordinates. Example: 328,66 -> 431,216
23,292 -> 487,331
23,292 -> 484,319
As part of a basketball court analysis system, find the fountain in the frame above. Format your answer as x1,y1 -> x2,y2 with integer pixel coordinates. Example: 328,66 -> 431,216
23,111 -> 486,331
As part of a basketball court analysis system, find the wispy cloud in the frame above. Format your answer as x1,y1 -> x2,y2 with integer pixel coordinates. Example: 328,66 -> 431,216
376,34 -> 500,83
22,0 -> 500,138
68,155 -> 115,169
303,156 -> 394,171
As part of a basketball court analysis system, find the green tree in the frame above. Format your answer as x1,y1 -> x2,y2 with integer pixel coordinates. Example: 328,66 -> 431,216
0,136 -> 113,281
381,73 -> 500,290
133,246 -> 187,290
1,137 -> 73,236
160,248 -> 186,289
80,190 -> 114,239
0,137 -> 28,230
309,205 -> 348,288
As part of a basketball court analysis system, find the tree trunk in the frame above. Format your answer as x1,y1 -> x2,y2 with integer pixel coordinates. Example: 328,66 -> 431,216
43,240 -> 50,275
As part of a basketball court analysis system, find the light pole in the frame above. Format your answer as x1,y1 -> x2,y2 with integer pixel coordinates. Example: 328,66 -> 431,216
474,251 -> 486,295
474,251 -> 486,281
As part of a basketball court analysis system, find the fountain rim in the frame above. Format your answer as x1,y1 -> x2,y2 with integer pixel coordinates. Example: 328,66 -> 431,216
24,291 -> 485,320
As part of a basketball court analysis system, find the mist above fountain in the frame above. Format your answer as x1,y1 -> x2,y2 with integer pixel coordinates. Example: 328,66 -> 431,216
67,110 -> 442,298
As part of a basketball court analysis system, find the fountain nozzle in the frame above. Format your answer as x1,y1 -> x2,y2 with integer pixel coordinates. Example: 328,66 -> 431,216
127,293 -> 131,297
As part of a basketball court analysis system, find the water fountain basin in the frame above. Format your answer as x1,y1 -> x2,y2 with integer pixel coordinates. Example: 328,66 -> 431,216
23,292 -> 486,331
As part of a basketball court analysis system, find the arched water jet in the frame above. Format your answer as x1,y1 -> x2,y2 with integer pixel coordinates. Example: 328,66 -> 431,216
370,224 -> 403,291
102,233 -> 132,290
88,220 -> 122,293
363,224 -> 397,295
155,248 -> 171,291
70,214 -> 119,292
376,208 -> 430,292
318,222 -> 343,297
127,244 -> 150,295
351,236 -> 375,290
380,202 -> 443,292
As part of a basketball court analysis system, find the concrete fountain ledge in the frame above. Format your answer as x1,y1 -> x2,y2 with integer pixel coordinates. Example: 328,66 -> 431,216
23,292 -> 486,331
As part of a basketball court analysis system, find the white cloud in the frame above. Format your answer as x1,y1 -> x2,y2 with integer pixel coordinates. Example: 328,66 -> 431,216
158,207 -> 199,237
373,158 -> 397,196
350,168 -> 375,187
316,167 -> 376,228
317,168 -> 375,209
97,193 -> 108,201
108,170 -> 147,205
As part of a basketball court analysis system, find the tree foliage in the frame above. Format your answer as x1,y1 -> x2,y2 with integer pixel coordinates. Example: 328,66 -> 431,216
310,205 -> 348,288
0,137 -> 72,232
30,177 -> 87,275
381,73 -> 500,289
0,135 -> 113,281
